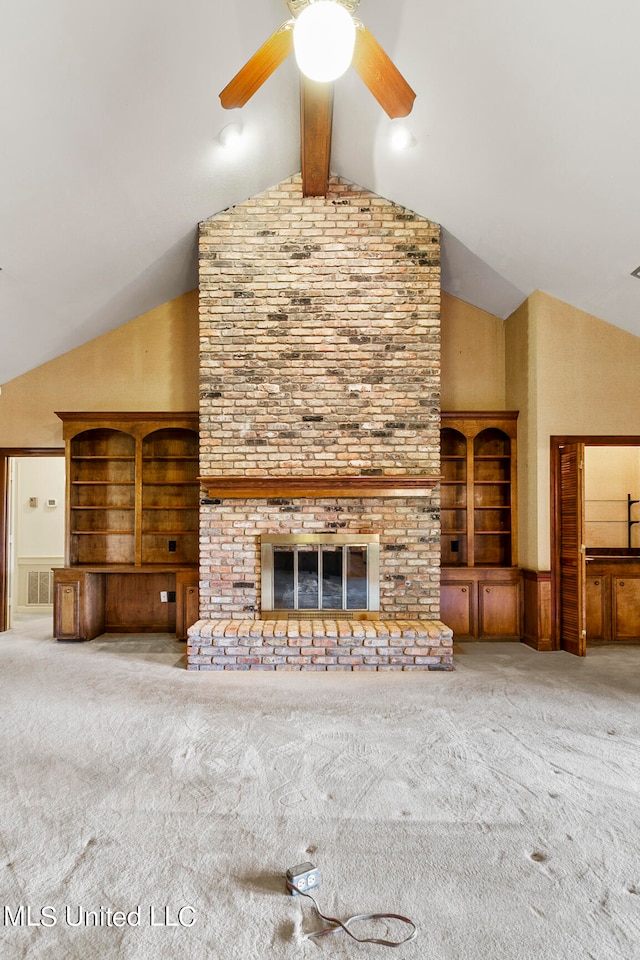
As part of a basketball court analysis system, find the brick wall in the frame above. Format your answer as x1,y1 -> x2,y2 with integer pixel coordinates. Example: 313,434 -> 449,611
194,174 -> 446,666
199,175 -> 440,477
198,497 -> 439,620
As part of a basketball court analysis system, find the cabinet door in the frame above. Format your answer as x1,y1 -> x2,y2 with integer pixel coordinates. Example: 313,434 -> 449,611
478,580 -> 521,639
586,575 -> 607,642
614,577 -> 640,640
54,575 -> 81,640
176,575 -> 199,640
440,581 -> 474,639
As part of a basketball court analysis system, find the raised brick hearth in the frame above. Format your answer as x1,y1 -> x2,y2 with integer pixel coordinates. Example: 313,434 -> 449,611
187,619 -> 453,671
190,174 -> 452,670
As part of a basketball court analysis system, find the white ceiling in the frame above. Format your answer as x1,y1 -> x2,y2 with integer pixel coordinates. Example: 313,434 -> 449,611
2,0 -> 640,384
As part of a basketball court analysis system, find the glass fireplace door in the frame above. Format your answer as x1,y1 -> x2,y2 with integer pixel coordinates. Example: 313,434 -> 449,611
261,534 -> 379,619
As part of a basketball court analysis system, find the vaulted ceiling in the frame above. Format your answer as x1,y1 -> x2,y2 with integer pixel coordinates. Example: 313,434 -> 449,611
2,0 -> 639,384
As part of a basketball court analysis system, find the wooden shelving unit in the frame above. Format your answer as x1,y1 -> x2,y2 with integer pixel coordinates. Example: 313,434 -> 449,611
440,412 -> 521,640
53,413 -> 199,641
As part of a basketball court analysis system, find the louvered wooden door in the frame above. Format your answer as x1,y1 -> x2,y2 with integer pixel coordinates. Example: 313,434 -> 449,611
558,442 -> 586,656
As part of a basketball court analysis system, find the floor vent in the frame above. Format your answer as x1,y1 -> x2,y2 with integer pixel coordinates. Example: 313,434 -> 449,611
27,570 -> 53,605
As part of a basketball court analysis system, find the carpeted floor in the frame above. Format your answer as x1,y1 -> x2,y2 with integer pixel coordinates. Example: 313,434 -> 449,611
1,614 -> 639,959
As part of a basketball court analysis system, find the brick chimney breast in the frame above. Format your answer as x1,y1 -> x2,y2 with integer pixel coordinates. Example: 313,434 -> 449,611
193,174 -> 451,670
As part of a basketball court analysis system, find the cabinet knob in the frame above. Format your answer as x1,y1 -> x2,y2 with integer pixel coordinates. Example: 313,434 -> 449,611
65,588 -> 71,594
188,588 -> 194,595
461,587 -> 467,593
594,580 -> 600,586
620,581 -> 625,587
486,587 -> 491,593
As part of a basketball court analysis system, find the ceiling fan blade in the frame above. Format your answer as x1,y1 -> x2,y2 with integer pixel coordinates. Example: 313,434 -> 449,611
301,77 -> 334,198
219,21 -> 293,109
351,25 -> 416,119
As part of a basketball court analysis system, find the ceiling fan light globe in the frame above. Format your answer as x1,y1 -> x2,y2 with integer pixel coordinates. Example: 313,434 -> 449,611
293,1 -> 356,83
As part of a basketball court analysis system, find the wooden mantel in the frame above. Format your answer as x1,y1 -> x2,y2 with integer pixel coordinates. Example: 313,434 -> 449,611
199,475 -> 442,499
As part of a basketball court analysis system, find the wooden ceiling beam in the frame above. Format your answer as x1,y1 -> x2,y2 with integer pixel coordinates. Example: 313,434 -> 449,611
300,77 -> 334,197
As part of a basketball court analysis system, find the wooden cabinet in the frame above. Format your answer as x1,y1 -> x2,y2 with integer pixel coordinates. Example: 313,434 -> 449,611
53,413 -> 199,641
479,577 -> 521,638
441,413 -> 521,640
586,553 -> 640,642
53,569 -> 105,641
441,568 -> 522,640
440,578 -> 474,638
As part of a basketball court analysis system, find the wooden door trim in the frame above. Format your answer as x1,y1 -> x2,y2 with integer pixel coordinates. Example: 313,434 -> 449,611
0,448 -> 64,632
550,434 -> 640,649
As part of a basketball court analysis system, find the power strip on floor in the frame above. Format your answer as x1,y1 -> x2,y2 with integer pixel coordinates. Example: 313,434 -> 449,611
286,862 -> 319,897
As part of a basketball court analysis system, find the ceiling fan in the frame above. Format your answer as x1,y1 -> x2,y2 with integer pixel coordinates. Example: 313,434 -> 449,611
219,0 -> 416,197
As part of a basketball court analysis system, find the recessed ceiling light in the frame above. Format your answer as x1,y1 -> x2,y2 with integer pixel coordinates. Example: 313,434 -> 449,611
631,266 -> 640,279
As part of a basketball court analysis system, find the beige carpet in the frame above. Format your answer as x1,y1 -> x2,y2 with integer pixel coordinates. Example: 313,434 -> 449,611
1,614 -> 640,959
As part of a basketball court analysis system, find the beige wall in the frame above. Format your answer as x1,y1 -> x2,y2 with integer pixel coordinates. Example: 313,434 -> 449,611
7,282 -> 640,578
507,290 -> 640,570
504,297 -> 535,569
584,447 -> 640,548
2,288 -> 502,449
0,291 -> 199,447
440,292 -> 506,410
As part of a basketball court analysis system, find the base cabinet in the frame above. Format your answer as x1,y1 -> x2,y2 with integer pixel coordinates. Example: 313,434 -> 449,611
441,568 -> 522,640
586,556 -> 640,643
53,567 -> 198,641
53,569 -> 105,641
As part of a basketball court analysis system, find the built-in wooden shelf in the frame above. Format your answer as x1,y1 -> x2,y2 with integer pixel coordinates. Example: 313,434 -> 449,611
53,412 -> 200,641
199,475 -> 442,500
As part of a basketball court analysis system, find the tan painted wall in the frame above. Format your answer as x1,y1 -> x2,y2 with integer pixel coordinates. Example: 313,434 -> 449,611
504,298 -> 534,569
7,283 -> 640,578
1,288 -> 505,449
508,290 -> 640,570
441,293 -> 506,410
0,291 -> 199,447
584,447 -> 640,548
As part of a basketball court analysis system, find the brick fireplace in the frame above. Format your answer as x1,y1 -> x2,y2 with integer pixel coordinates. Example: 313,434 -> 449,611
187,175 -> 453,670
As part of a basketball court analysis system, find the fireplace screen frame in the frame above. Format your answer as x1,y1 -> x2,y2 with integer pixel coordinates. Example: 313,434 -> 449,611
260,533 -> 380,620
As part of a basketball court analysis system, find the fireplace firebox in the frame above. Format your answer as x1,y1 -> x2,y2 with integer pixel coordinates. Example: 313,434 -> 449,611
260,534 -> 380,619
